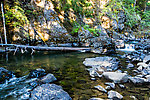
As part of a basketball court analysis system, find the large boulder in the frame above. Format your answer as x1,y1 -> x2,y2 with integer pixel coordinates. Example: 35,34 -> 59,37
30,84 -> 72,100
102,72 -> 129,83
83,57 -> 120,77
90,36 -> 116,54
83,57 -> 120,71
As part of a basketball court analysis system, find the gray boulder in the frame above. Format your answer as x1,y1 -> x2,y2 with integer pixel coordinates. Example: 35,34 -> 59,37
115,39 -> 125,49
83,57 -> 120,71
30,84 -> 72,100
102,72 -> 128,83
40,73 -> 57,83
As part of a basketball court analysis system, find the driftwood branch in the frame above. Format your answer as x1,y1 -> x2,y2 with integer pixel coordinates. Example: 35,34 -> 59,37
0,44 -> 91,52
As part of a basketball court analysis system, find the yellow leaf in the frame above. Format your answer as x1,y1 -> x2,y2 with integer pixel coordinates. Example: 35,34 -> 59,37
131,3 -> 134,7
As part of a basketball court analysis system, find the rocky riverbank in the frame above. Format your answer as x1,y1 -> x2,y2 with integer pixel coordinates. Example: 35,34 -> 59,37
83,39 -> 150,99
0,68 -> 72,100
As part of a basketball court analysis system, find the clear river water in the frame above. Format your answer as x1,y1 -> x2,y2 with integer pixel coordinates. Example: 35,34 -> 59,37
0,49 -> 149,100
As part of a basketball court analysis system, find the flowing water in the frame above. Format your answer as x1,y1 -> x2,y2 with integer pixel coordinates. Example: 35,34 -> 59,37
117,44 -> 135,52
0,49 -> 149,99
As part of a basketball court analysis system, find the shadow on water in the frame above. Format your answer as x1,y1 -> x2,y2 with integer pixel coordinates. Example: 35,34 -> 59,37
0,50 -> 149,100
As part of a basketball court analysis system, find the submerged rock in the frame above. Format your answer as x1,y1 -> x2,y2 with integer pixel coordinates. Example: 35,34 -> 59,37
40,73 -> 57,83
129,77 -> 146,84
28,69 -> 46,78
94,85 -> 107,93
0,67 -> 14,83
30,84 -> 72,100
102,72 -> 128,83
108,90 -> 123,99
127,63 -> 134,68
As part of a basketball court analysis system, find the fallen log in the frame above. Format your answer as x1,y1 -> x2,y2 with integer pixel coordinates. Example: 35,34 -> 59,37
0,44 -> 91,52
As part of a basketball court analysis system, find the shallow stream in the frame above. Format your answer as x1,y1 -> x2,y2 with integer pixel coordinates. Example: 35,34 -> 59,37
0,50 -> 149,99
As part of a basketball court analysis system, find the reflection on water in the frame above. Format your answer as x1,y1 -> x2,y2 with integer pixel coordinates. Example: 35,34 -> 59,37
0,51 -> 149,100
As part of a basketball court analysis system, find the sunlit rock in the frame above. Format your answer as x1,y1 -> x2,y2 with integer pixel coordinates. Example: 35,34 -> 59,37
30,84 -> 72,100
94,85 -> 107,93
83,57 -> 120,72
118,84 -> 125,88
83,17 -> 94,25
108,90 -> 123,99
105,82 -> 115,89
102,72 -> 128,83
101,16 -> 110,29
145,75 -> 150,82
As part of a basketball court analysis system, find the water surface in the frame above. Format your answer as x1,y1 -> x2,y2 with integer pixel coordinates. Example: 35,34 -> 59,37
0,51 -> 149,100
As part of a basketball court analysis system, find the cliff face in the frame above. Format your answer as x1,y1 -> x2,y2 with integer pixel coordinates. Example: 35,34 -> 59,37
0,0 -> 149,46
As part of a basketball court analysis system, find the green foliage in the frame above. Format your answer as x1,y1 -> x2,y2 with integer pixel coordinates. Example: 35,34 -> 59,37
140,10 -> 150,28
71,21 -> 81,35
5,5 -> 29,27
71,23 -> 100,37
100,0 -> 149,29
58,0 -> 93,17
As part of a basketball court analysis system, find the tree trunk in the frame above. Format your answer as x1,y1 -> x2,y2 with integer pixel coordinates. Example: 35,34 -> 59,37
1,2 -> 7,44
0,44 -> 91,52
